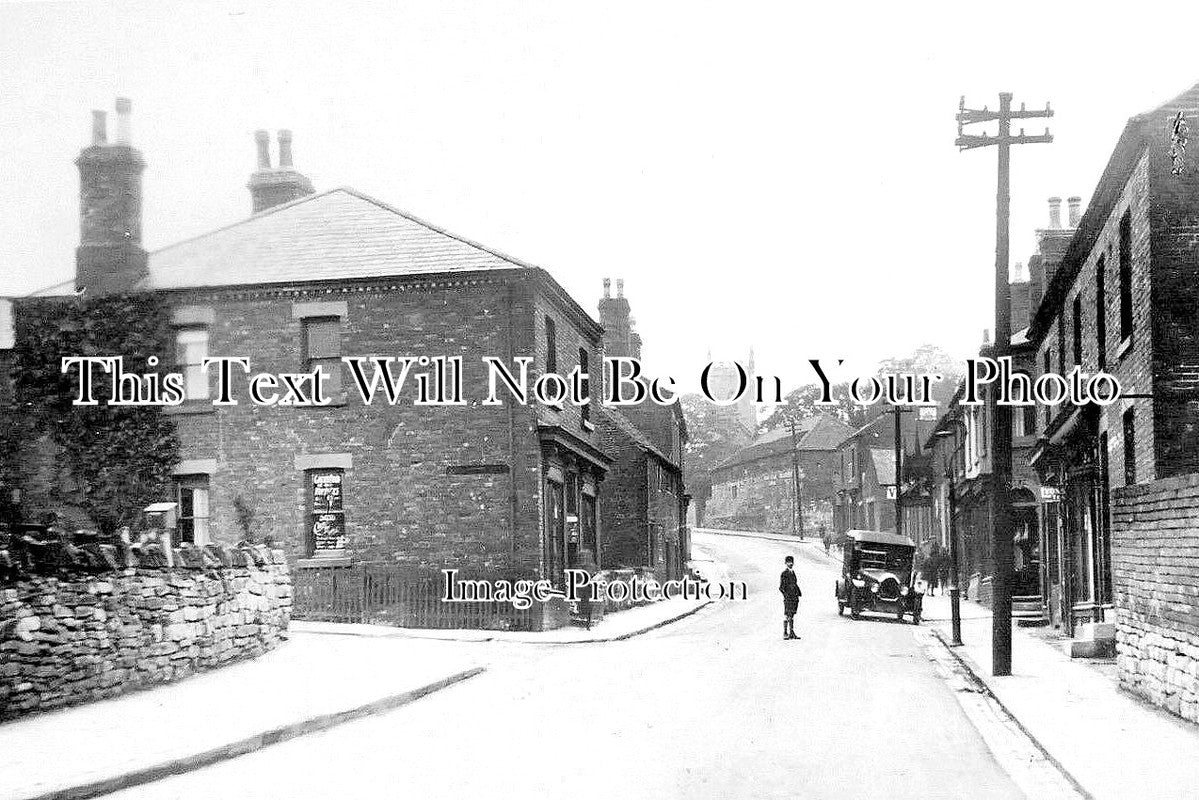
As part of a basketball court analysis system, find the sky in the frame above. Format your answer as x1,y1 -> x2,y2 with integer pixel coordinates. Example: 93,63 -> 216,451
3,0 -> 1199,392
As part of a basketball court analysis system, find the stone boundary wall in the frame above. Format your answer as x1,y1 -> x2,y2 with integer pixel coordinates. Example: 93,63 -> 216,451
1112,474 -> 1199,724
0,546 -> 290,722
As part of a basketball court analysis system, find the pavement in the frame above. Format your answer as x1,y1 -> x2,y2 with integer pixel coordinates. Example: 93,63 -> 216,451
923,593 -> 1199,800
0,633 -> 485,800
98,530 -> 1026,799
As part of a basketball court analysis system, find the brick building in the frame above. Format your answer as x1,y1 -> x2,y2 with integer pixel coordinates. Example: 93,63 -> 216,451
8,100 -> 621,587
706,415 -> 851,535
1028,82 -> 1199,642
924,255 -> 1047,608
594,279 -> 688,578
833,410 -> 935,537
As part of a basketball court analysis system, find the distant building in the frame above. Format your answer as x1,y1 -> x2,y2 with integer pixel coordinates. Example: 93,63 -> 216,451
834,410 -> 937,537
707,415 -> 852,534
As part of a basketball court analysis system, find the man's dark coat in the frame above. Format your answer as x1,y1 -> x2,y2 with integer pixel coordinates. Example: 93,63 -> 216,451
779,567 -> 802,615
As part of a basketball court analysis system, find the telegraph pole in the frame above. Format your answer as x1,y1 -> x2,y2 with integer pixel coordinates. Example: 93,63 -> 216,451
957,92 -> 1053,677
789,416 -> 805,539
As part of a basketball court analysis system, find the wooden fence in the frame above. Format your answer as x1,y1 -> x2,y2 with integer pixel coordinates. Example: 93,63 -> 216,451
291,563 -> 552,631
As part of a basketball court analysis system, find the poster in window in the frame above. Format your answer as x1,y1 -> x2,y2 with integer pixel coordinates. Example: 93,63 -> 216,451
311,471 -> 345,552
312,472 -> 343,513
311,512 -> 346,552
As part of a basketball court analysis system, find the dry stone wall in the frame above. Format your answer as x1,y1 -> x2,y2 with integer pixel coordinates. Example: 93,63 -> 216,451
0,545 -> 290,722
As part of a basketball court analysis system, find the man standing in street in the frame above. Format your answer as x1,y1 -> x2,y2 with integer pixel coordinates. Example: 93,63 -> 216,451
780,555 -> 802,640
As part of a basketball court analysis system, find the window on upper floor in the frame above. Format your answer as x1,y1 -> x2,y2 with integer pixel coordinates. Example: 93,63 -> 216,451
578,346 -> 591,426
303,317 -> 343,399
1043,349 -> 1052,429
1119,210 -> 1133,342
175,327 -> 209,400
1072,294 -> 1083,367
545,316 -> 557,374
1096,254 -> 1108,369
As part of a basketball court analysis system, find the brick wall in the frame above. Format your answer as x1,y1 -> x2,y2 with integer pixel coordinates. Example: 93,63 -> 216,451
164,270 -> 608,579
1036,151 -> 1155,487
707,450 -> 836,533
0,547 -> 290,722
597,424 -> 647,568
1149,145 -> 1199,477
1111,473 -> 1199,724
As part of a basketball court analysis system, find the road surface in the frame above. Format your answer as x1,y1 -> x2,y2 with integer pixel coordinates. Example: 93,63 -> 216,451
108,530 -> 1024,799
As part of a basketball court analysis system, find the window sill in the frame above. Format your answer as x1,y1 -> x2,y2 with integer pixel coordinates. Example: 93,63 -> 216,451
1115,336 -> 1132,362
164,401 -> 215,416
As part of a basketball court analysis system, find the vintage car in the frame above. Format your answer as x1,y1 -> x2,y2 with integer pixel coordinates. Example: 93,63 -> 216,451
835,530 -> 923,624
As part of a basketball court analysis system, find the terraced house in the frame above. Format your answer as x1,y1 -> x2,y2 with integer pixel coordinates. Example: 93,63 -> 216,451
5,100 -> 616,589
1026,83 -> 1199,719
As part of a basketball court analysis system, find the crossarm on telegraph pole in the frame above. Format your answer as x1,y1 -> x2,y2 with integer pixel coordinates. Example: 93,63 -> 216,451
955,91 -> 1053,677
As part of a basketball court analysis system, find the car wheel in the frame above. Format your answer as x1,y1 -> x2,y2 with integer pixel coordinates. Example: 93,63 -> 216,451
896,608 -> 905,623
912,609 -> 921,625
838,602 -> 845,616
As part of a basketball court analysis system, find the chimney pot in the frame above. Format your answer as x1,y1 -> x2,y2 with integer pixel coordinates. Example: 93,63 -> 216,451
254,130 -> 271,170
91,110 -> 107,146
1067,196 -> 1082,227
277,129 -> 293,168
114,97 -> 132,145
1048,196 -> 1062,229
602,278 -> 610,298
616,278 -> 624,298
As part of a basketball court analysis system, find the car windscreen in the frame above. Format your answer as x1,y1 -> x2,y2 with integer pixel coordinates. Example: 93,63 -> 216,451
857,545 -> 912,571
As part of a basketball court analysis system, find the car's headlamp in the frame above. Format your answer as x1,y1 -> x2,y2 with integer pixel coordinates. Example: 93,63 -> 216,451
870,584 -> 879,593
851,578 -> 866,588
901,586 -> 909,596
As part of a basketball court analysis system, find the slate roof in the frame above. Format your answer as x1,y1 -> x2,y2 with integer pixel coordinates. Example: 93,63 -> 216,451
713,415 -> 854,471
145,187 -> 533,289
599,406 -> 675,467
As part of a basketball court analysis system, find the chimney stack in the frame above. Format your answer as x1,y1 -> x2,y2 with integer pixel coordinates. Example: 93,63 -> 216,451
278,130 -> 294,168
247,128 -> 315,213
1067,196 -> 1082,227
114,97 -> 133,145
254,129 -> 270,169
1048,196 -> 1062,229
598,277 -> 633,359
75,98 -> 148,297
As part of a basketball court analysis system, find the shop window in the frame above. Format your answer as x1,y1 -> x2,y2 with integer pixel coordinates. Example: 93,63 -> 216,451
303,317 -> 342,398
309,469 -> 346,555
175,327 -> 209,400
175,475 -> 210,546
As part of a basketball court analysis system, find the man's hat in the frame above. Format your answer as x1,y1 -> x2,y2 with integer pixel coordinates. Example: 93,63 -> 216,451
784,555 -> 794,564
